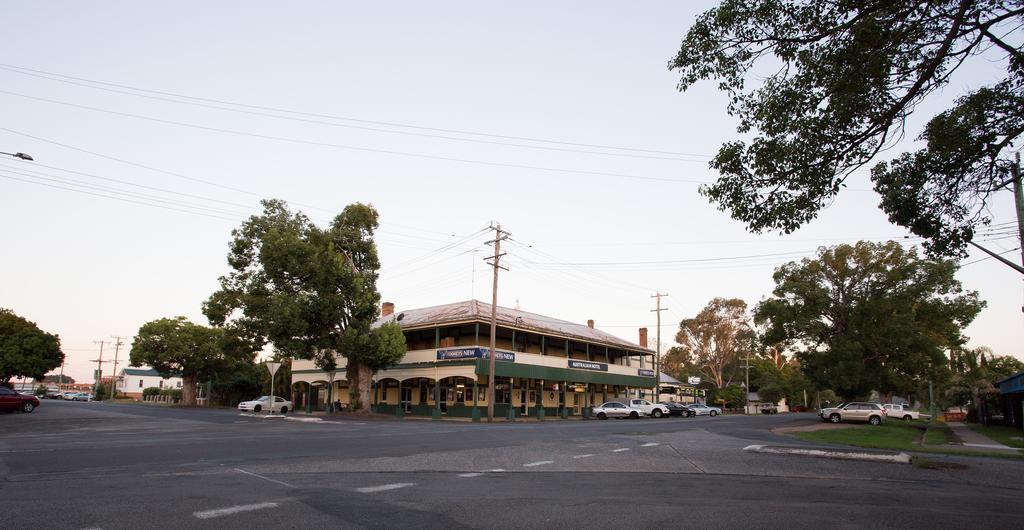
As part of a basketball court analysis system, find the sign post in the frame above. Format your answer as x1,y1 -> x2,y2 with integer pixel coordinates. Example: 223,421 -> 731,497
266,361 -> 282,415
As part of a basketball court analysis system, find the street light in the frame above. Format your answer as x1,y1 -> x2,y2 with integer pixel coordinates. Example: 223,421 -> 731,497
0,151 -> 34,161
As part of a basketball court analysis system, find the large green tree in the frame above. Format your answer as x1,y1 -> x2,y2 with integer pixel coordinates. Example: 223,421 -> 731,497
203,199 -> 406,413
670,1 -> 1023,262
672,298 -> 755,388
0,308 -> 63,386
756,241 -> 984,400
130,316 -> 252,406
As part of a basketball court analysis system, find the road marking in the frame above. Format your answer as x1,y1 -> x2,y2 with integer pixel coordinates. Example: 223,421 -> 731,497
522,461 -> 553,467
610,448 -> 630,453
641,443 -> 660,447
458,472 -> 484,478
486,469 -> 506,472
573,454 -> 595,459
355,482 -> 416,493
234,468 -> 297,489
193,502 -> 278,519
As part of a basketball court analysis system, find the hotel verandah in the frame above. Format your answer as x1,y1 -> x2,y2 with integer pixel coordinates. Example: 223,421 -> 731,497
290,300 -> 658,419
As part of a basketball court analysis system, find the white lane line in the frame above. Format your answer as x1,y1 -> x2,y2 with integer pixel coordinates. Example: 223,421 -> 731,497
641,443 -> 660,447
486,469 -> 506,472
573,454 -> 595,459
458,472 -> 484,478
355,482 -> 416,493
610,448 -> 630,453
522,461 -> 553,467
234,468 -> 297,489
193,502 -> 278,519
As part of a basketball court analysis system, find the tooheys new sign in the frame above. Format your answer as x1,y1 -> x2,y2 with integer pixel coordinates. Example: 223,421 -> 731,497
568,359 -> 607,372
436,347 -> 515,362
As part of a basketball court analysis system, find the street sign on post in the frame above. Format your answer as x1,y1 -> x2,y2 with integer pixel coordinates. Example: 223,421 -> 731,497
266,362 -> 281,415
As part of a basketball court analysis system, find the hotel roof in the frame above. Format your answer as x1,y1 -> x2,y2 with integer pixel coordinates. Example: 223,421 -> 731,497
375,300 -> 654,354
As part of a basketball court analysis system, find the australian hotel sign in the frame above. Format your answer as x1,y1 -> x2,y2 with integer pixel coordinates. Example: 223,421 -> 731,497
436,347 -> 515,362
567,359 -> 607,372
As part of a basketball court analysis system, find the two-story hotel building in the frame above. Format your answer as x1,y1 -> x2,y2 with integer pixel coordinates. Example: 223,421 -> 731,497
290,300 -> 657,419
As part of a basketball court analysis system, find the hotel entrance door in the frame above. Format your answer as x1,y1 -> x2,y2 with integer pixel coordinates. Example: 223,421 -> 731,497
400,387 -> 412,414
519,390 -> 527,415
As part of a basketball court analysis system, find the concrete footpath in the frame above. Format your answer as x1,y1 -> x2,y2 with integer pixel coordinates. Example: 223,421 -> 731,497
947,422 -> 1018,452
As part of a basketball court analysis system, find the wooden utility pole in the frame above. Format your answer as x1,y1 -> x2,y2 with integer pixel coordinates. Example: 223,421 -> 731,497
484,223 -> 509,422
650,293 -> 668,402
1013,154 -> 1024,275
108,336 -> 126,399
90,340 -> 108,399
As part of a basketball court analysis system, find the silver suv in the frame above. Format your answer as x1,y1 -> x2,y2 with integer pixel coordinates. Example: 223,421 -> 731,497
818,402 -> 886,425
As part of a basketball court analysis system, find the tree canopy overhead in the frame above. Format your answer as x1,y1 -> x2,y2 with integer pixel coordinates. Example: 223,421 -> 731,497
755,241 -> 984,399
671,1 -> 1023,260
0,308 -> 63,386
672,298 -> 754,388
203,199 -> 406,412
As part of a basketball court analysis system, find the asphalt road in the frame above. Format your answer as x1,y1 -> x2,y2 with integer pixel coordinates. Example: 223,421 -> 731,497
3,400 -> 1022,529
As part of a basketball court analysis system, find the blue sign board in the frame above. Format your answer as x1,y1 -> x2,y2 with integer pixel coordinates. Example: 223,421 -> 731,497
437,347 -> 514,362
637,369 -> 655,377
568,359 -> 607,372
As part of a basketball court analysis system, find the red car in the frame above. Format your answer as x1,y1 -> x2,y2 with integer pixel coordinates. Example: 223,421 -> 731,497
0,386 -> 40,413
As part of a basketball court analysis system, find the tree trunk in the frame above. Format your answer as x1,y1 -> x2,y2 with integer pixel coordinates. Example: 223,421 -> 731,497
347,360 -> 374,413
181,374 -> 198,406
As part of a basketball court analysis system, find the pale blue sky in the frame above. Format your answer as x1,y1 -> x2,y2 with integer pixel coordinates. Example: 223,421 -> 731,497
2,1 -> 1020,383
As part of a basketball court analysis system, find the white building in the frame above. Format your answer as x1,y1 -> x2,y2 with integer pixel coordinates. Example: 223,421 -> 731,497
116,367 -> 182,400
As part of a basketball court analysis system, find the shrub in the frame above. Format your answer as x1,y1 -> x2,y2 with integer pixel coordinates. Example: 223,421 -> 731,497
143,387 -> 161,397
34,384 -> 47,396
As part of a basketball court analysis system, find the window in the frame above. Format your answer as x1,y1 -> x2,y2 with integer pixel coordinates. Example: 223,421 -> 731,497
0,387 -> 12,395
138,380 -> 143,388
176,381 -> 182,388
419,383 -> 428,404
159,380 -> 164,389
381,387 -> 388,401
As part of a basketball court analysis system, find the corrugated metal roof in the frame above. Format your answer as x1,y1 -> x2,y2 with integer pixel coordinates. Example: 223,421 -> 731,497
121,367 -> 167,377
375,300 -> 653,353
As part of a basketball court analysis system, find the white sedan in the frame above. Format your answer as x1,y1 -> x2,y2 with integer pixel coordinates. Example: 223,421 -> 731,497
593,401 -> 643,420
238,396 -> 292,413
686,403 -> 722,416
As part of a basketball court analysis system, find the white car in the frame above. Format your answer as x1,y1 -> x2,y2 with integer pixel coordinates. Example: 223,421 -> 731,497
883,404 -> 931,421
628,399 -> 671,418
593,401 -> 643,420
686,403 -> 722,416
238,396 -> 291,413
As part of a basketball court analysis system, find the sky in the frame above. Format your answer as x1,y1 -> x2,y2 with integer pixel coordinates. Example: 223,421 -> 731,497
2,1 -> 1021,384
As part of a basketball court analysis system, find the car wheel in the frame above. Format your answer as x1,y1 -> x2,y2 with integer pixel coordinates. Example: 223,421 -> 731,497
869,415 -> 881,426
22,402 -> 35,413
629,411 -> 639,419
829,413 -> 841,423
254,404 -> 262,412
709,410 -> 717,417
653,409 -> 663,418
597,412 -> 607,420
903,415 -> 912,421
280,406 -> 288,414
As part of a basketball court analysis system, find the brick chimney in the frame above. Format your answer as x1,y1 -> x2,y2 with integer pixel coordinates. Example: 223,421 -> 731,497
381,302 -> 395,317
639,327 -> 648,348
587,319 -> 594,328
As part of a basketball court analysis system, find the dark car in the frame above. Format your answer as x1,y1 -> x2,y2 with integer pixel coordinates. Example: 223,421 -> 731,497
659,402 -> 695,417
0,386 -> 41,413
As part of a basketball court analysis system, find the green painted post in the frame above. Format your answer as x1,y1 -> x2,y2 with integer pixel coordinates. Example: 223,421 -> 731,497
536,381 -> 545,420
472,381 -> 480,422
475,322 -> 480,345
396,382 -> 404,417
432,381 -> 441,420
305,382 -> 313,413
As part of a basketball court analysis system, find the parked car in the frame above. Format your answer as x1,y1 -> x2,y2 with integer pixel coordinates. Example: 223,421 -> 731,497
237,396 -> 291,413
0,386 -> 41,413
687,403 -> 722,417
759,402 -> 779,414
628,399 -> 671,418
44,390 -> 63,399
593,401 -> 642,420
659,402 -> 695,417
819,402 -> 886,425
61,391 -> 79,400
68,392 -> 93,402
883,404 -> 930,421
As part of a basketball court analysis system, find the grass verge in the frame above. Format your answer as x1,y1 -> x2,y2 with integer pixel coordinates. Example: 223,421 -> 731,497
969,425 -> 1024,449
793,421 -> 1024,460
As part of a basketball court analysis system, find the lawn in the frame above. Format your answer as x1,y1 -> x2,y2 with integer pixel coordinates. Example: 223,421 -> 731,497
794,421 -> 1024,460
970,425 -> 1024,449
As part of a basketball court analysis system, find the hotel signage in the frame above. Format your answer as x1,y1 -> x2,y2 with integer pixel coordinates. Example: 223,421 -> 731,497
637,369 -> 655,377
436,347 -> 515,362
568,359 -> 607,372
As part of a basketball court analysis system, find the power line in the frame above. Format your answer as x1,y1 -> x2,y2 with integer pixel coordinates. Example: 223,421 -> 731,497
0,89 -> 712,185
0,62 -> 712,159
